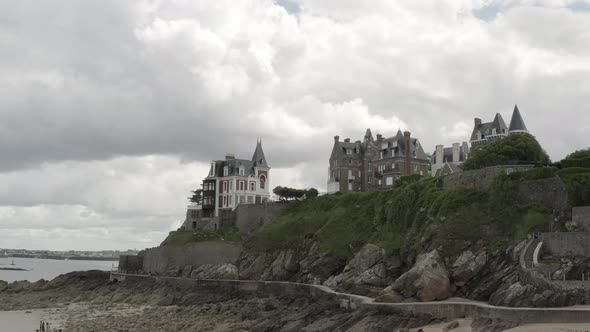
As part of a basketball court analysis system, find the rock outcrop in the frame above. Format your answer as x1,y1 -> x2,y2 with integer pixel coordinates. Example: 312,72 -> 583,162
489,282 -> 576,308
392,250 -> 451,301
452,250 -> 487,286
190,264 -> 239,280
323,244 -> 400,296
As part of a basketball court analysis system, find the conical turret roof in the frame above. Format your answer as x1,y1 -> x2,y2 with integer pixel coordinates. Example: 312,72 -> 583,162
509,104 -> 528,132
252,140 -> 269,168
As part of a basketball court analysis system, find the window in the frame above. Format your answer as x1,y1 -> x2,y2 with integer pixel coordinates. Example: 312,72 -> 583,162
250,182 -> 256,191
223,166 -> 229,177
239,195 -> 245,204
223,181 -> 228,192
348,169 -> 352,177
229,195 -> 232,206
420,170 -> 424,176
223,196 -> 227,207
492,128 -> 497,135
378,179 -> 382,185
358,170 -> 361,177
247,196 -> 254,204
391,149 -> 395,157
230,180 -> 233,191
386,177 -> 393,186
348,182 -> 352,190
392,163 -> 396,169
348,159 -> 352,164
260,175 -> 266,189
368,175 -> 372,184
380,151 -> 384,159
346,149 -> 352,155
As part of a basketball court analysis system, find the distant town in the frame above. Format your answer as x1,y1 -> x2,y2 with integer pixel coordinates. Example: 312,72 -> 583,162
1,248 -> 139,261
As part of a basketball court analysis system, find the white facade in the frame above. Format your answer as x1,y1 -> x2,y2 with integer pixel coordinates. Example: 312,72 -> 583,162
213,167 -> 270,217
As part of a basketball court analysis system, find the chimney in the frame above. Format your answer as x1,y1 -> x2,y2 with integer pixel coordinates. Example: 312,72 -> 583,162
225,154 -> 235,160
376,134 -> 382,141
404,131 -> 412,176
474,118 -> 482,127
435,145 -> 444,165
344,138 -> 351,143
334,135 -> 339,143
452,143 -> 460,163
355,140 -> 361,144
462,142 -> 470,159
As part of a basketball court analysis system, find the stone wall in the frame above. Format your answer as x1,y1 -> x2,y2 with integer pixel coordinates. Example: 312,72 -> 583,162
516,177 -> 569,214
442,166 -> 533,191
539,232 -> 590,258
233,203 -> 290,234
573,207 -> 590,231
140,241 -> 243,275
118,255 -> 143,274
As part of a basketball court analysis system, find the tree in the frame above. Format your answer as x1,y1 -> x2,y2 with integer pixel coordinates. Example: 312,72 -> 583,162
273,186 -> 307,201
462,134 -> 550,170
188,189 -> 203,205
305,188 -> 319,199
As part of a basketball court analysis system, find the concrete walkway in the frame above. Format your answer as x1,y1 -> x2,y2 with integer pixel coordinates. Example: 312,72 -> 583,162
111,273 -> 590,325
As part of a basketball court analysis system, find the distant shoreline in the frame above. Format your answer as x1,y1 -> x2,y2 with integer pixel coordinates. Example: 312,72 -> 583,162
0,267 -> 29,271
2,255 -> 118,262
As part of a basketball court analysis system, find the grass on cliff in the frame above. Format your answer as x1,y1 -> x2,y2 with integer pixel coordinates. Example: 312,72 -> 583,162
245,172 -> 552,260
161,226 -> 242,246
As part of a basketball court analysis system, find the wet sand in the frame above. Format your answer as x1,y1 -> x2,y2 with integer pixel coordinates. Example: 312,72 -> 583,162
0,310 -> 41,332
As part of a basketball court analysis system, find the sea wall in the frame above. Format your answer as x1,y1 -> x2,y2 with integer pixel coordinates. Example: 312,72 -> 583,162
141,242 -> 243,275
110,273 -> 590,325
539,232 -> 590,258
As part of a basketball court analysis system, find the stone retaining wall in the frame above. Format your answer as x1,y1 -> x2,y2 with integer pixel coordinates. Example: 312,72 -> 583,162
539,232 -> 590,257
140,241 -> 243,275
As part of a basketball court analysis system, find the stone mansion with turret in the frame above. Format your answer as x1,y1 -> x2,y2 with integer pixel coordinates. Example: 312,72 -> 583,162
327,129 -> 429,194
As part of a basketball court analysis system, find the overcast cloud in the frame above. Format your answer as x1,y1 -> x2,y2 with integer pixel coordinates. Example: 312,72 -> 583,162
1,0 -> 589,250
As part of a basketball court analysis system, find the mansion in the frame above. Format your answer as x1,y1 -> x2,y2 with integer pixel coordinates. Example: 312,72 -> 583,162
184,141 -> 271,231
327,129 -> 429,194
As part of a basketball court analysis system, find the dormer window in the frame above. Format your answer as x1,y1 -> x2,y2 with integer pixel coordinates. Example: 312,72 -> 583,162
346,149 -> 352,155
223,166 -> 229,177
239,166 -> 245,176
492,128 -> 497,135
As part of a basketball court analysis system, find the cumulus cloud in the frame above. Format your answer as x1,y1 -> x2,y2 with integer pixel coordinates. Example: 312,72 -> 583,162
0,0 -> 589,249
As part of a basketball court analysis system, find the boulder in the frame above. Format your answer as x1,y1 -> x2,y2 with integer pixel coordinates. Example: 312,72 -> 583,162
392,250 -> 450,301
190,264 -> 239,280
452,250 -> 486,286
443,320 -> 460,331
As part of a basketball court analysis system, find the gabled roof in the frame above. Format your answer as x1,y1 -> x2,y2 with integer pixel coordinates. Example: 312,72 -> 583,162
252,141 -> 269,168
508,104 -> 528,132
470,113 -> 509,141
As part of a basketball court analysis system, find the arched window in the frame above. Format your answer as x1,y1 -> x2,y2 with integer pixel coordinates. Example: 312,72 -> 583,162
260,175 -> 266,189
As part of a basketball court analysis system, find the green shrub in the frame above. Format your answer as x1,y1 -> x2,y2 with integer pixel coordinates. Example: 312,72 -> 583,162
245,175 -> 551,259
561,156 -> 590,169
463,134 -> 550,170
161,226 -> 242,246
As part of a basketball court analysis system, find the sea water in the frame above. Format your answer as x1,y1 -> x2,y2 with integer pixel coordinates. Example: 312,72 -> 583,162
0,256 -> 115,283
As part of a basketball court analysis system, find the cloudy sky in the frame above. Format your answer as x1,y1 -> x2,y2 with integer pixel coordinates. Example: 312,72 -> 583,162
1,0 -> 589,251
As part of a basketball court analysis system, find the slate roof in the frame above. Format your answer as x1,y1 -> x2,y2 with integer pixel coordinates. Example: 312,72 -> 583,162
252,141 -> 269,167
508,105 -> 528,132
210,141 -> 269,178
435,162 -> 462,176
470,113 -> 509,141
